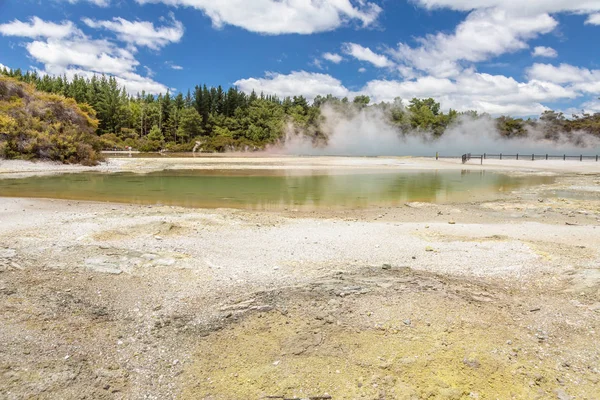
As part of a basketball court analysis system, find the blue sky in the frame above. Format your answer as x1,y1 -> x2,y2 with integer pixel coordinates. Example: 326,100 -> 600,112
1,0 -> 600,117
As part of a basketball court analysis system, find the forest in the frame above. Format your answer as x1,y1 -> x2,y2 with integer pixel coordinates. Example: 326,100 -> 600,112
1,67 -> 600,162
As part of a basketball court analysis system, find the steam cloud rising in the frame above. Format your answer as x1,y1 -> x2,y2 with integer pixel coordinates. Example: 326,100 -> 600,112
275,106 -> 600,157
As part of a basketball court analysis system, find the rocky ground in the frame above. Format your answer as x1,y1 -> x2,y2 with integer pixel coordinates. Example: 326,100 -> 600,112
0,157 -> 599,399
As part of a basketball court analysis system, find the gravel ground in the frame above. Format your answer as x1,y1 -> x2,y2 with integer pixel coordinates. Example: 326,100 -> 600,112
0,157 -> 599,399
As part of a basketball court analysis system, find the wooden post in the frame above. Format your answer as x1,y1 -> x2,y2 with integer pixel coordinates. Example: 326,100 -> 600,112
546,154 -> 548,160
597,155 -> 598,162
580,155 -> 583,161
564,154 -> 566,160
532,154 -> 534,161
436,152 -> 439,160
516,154 -> 519,160
484,153 -> 486,160
500,153 -> 502,160
481,155 -> 483,165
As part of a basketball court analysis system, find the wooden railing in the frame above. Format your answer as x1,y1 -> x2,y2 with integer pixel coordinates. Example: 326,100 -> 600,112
451,153 -> 600,164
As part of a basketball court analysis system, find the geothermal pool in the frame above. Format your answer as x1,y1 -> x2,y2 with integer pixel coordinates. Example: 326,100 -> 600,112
0,169 -> 555,210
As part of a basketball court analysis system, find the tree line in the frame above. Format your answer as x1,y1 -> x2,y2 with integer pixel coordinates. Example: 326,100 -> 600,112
1,67 -> 599,153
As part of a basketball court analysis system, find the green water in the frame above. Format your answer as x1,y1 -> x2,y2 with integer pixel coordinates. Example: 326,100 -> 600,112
0,169 -> 555,210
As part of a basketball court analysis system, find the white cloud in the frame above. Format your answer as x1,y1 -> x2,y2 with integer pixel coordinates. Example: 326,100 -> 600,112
358,67 -> 366,73
532,46 -> 558,58
26,37 -> 171,94
27,37 -> 138,76
585,13 -> 600,25
62,68 -> 169,94
0,17 -> 177,94
323,52 -> 343,64
234,69 -> 579,116
363,72 -> 576,115
410,0 -> 600,14
390,9 -> 557,77
235,71 -> 352,102
527,63 -> 600,94
527,63 -> 600,84
0,63 -> 10,71
579,99 -> 600,113
134,0 -> 382,34
170,64 -> 183,70
0,17 -> 81,39
61,0 -> 110,6
342,42 -> 394,68
82,14 -> 184,50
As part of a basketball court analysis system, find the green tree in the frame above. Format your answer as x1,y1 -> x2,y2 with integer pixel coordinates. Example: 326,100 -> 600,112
353,95 -> 370,108
177,107 -> 203,142
147,124 -> 164,142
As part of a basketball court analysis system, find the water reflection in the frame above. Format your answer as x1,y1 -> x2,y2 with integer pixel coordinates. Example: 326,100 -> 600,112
0,169 -> 555,210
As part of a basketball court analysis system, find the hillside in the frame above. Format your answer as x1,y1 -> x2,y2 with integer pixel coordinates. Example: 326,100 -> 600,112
0,76 -> 102,165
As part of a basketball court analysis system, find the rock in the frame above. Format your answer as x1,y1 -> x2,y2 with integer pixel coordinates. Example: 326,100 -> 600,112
220,299 -> 255,311
463,358 -> 480,368
251,305 -> 274,313
382,264 -> 392,270
0,249 -> 17,259
555,389 -> 572,400
10,262 -> 24,270
85,258 -> 123,275
154,236 -> 163,240
154,258 -> 176,266
425,246 -> 435,252
448,221 -> 456,225
403,319 -> 411,326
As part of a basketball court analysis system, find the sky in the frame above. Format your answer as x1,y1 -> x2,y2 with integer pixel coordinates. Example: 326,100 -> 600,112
0,0 -> 600,117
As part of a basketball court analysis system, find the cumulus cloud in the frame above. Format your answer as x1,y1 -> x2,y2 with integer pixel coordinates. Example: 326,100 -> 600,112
61,0 -> 110,6
234,69 -> 581,116
390,9 -> 557,77
527,63 -> 600,94
585,13 -> 600,25
410,0 -> 600,14
0,63 -> 10,71
0,17 -> 81,39
134,0 -> 382,34
27,37 -> 138,76
364,72 -> 576,115
27,37 -> 171,94
0,16 -> 172,95
62,68 -> 169,94
532,46 -> 558,58
82,14 -> 184,50
235,71 -> 352,102
342,42 -> 394,68
323,52 -> 343,64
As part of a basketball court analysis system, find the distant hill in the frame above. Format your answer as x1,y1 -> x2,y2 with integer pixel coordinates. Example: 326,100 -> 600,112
0,76 -> 102,165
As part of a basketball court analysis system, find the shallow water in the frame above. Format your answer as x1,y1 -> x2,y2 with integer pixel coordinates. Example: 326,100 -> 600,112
0,169 -> 555,210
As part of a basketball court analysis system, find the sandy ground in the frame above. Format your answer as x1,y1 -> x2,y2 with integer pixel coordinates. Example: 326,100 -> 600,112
0,157 -> 599,399
2,155 -> 600,178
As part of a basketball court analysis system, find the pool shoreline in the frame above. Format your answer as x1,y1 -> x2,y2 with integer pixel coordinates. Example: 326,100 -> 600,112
1,155 -> 600,181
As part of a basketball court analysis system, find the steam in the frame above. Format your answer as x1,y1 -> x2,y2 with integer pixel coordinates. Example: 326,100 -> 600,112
274,105 -> 600,156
